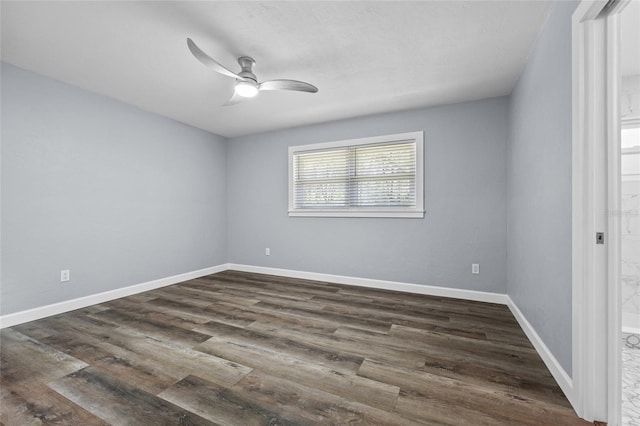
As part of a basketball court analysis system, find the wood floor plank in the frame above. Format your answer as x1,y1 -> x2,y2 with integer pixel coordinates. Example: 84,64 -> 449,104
1,381 -> 107,426
48,367 -> 214,425
484,329 -> 537,348
388,324 -> 545,366
252,300 -> 392,334
206,271 -> 344,296
312,294 -> 451,323
419,352 -> 571,408
92,326 -> 253,388
145,287 -> 218,308
192,320 -> 363,374
29,311 -> 119,336
194,279 -> 316,302
0,270 -> 588,425
245,314 -> 340,335
158,375 -> 301,425
0,329 -> 87,385
334,289 -> 524,331
11,322 -> 60,341
395,389 -> 504,426
0,329 -> 105,425
359,359 -> 590,425
322,302 -> 485,338
102,297 -> 211,328
194,336 -> 400,411
230,371 -> 423,425
167,282 -> 262,306
151,297 -> 259,328
39,331 -> 179,395
247,320 -> 426,369
88,308 -> 211,347
216,288 -> 328,311
332,323 -> 555,382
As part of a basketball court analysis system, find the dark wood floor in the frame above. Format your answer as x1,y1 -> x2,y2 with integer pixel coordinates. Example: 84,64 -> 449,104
1,270 -> 591,425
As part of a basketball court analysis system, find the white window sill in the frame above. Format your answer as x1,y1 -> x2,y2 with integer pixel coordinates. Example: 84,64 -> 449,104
288,209 -> 425,218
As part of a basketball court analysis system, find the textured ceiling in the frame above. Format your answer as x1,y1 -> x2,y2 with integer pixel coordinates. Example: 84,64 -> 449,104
1,1 -> 553,138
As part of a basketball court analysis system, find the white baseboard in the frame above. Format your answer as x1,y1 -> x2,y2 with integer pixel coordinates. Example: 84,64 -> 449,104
506,297 -> 575,408
226,263 -> 510,305
0,264 -> 228,329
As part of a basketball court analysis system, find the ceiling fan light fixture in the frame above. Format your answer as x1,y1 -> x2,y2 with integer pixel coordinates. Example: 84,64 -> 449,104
235,80 -> 258,98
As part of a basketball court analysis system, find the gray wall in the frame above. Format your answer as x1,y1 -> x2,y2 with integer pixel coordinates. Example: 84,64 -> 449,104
1,63 -> 228,315
228,97 -> 508,293
507,0 -> 579,375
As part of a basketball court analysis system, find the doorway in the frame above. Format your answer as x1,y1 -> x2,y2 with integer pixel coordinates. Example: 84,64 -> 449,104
619,1 -> 639,424
619,2 -> 640,421
572,0 -> 639,424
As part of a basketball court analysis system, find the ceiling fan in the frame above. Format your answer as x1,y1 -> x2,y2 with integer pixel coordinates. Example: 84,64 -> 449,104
187,38 -> 318,106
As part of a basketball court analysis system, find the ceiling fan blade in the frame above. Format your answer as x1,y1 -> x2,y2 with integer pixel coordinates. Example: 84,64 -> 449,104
186,38 -> 242,80
223,91 -> 245,107
258,79 -> 318,93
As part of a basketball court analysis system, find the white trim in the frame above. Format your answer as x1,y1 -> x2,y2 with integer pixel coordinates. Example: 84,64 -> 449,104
289,131 -> 423,153
507,297 -> 575,408
571,7 -> 588,418
574,0 -> 610,23
572,1 -> 611,421
606,7 -> 623,425
228,263 -> 508,305
573,1 -> 632,423
288,209 -> 425,218
0,264 -> 228,329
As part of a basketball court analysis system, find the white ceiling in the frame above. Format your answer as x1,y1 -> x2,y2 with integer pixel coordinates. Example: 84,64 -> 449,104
1,1 -> 553,138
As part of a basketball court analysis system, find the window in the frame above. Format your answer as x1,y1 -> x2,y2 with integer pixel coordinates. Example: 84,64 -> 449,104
288,131 -> 424,218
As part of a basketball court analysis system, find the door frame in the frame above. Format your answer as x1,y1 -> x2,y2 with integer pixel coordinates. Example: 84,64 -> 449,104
572,0 -> 628,423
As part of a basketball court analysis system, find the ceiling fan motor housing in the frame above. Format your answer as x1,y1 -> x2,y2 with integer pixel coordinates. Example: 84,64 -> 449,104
237,56 -> 257,82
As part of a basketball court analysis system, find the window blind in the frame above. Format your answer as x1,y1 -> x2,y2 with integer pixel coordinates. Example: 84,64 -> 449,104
292,140 -> 417,209
293,148 -> 349,208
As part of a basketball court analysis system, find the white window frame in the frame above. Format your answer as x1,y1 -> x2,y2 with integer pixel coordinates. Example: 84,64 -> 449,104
288,131 -> 424,218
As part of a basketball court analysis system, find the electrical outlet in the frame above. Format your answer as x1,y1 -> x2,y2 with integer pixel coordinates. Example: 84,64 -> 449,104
472,264 -> 480,274
265,248 -> 270,256
61,269 -> 70,282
